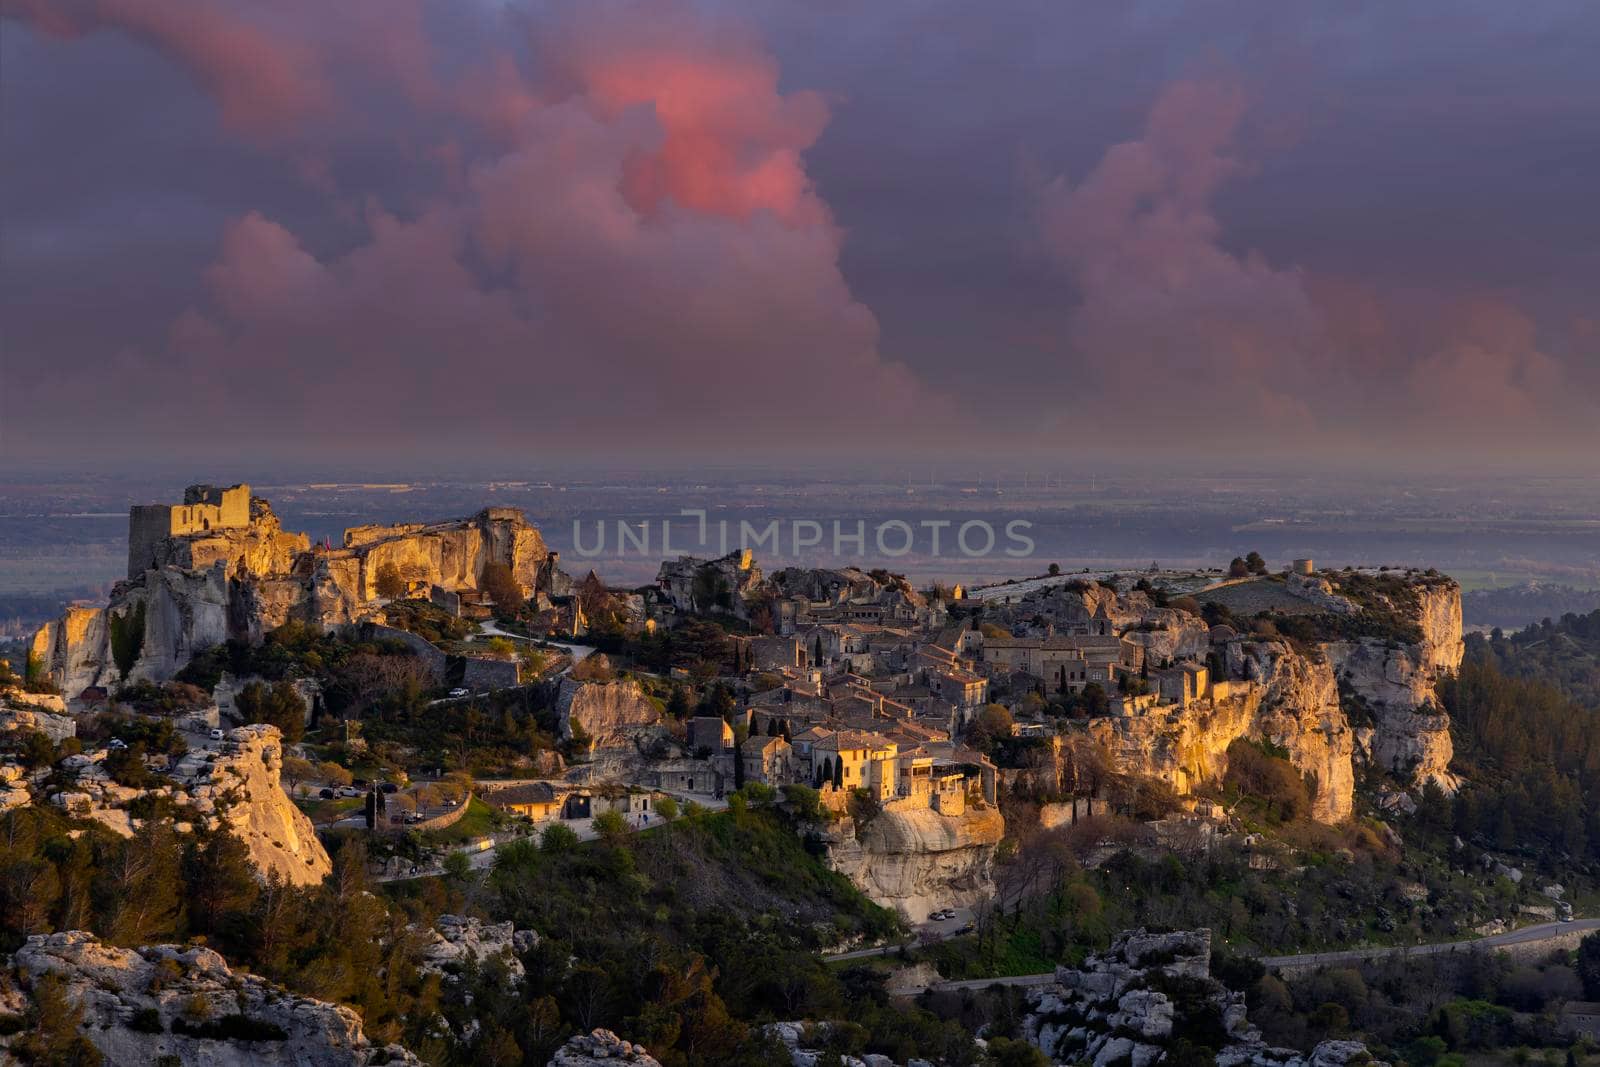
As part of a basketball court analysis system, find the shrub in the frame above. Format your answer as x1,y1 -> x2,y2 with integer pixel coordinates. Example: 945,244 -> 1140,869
129,1008 -> 165,1033
172,1014 -> 289,1041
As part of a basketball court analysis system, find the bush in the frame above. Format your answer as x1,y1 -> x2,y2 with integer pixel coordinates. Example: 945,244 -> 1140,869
129,1008 -> 165,1033
593,809 -> 629,845
540,822 -> 580,852
171,1014 -> 288,1041
1224,739 -> 1311,823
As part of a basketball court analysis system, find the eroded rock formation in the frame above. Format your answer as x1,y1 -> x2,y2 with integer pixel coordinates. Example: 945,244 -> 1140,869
2,930 -> 419,1067
823,802 -> 1004,921
557,678 -> 663,753
412,914 -> 538,985
1020,927 -> 1387,1067
1088,639 -> 1356,822
549,1028 -> 663,1067
49,724 -> 331,885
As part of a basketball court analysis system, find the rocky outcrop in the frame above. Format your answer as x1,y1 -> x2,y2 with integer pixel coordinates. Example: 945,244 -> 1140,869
1121,608 -> 1213,666
1054,570 -> 1464,819
766,1021 -> 933,1067
557,678 -> 662,752
656,550 -> 764,618
174,725 -> 332,885
549,1029 -> 662,1067
1088,639 -> 1356,823
0,763 -> 30,814
412,914 -> 537,984
1020,928 -> 1387,1067
1326,579 -> 1463,791
0,692 -> 77,743
4,930 -> 419,1067
50,725 -> 331,884
31,486 -> 565,697
823,802 -> 1004,921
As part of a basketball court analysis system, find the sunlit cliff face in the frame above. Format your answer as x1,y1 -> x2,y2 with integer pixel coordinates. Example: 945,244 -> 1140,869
1,1 -> 1595,467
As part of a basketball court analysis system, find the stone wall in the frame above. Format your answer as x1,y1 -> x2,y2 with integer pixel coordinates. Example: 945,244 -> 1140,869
462,656 -> 521,690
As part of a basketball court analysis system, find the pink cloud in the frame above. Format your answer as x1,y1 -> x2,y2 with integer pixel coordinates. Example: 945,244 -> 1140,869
101,1 -> 940,442
1033,77 -> 1590,443
4,0 -> 329,135
1037,78 -> 1324,423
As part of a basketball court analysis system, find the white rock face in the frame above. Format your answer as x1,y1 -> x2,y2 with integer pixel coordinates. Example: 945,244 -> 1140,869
4,930 -> 420,1067
175,725 -> 332,885
46,726 -> 330,881
823,803 -> 1004,921
549,1028 -> 663,1066
557,678 -> 662,752
1325,581 -> 1464,791
0,694 -> 77,743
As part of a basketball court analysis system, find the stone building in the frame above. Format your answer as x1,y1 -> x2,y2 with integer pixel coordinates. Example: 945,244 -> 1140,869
127,483 -> 252,577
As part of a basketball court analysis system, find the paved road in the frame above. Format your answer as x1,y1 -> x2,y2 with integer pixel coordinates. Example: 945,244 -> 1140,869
922,919 -> 1600,994
1256,918 -> 1600,971
824,908 -> 977,962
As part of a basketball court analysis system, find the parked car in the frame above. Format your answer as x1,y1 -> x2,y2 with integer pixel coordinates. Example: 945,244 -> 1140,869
209,729 -> 225,741
380,782 -> 399,794
107,738 -> 127,750
318,788 -> 335,799
337,787 -> 362,798
448,687 -> 469,698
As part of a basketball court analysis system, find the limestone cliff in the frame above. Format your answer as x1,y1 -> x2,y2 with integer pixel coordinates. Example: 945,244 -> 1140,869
1325,578 -> 1463,790
557,678 -> 663,753
50,725 -> 331,885
178,725 -> 331,885
823,802 -> 1004,922
1038,570 -> 1465,821
31,485 -> 563,698
1088,639 -> 1356,822
2,930 -> 418,1067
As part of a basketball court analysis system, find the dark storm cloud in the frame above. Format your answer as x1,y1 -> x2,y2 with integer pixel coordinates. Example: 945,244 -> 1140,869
1,0 -> 1595,466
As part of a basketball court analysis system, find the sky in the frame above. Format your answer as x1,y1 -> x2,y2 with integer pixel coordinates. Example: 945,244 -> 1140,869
2,0 -> 1597,472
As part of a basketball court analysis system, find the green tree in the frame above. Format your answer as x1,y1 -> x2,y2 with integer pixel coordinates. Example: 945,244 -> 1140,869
1246,551 -> 1268,575
539,822 -> 580,852
654,795 -> 679,821
442,850 -> 473,881
1578,932 -> 1600,999
185,832 -> 260,938
109,601 -> 147,679
478,562 -> 526,616
666,686 -> 691,719
100,821 -> 184,945
593,809 -> 629,846
374,562 -> 407,599
235,679 -> 306,743
13,972 -> 104,1066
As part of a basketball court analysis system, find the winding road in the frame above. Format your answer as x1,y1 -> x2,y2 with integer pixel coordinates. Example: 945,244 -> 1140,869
921,919 -> 1600,994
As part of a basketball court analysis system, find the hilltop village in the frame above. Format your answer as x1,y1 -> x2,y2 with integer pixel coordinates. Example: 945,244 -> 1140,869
19,488 -> 1464,876
11,483 -> 1577,1067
